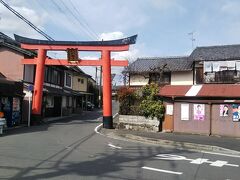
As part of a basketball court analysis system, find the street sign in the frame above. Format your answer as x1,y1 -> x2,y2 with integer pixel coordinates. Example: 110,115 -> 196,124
27,84 -> 33,92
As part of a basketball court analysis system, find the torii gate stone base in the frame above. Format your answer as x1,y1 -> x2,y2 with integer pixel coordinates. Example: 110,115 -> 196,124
15,34 -> 137,129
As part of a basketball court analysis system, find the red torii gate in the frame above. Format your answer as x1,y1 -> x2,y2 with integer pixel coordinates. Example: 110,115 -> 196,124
15,34 -> 137,129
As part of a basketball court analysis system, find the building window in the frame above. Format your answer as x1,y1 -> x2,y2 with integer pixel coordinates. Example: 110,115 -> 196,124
65,72 -> 72,88
202,61 -> 240,84
44,67 -> 61,85
149,72 -> 171,85
81,79 -> 84,84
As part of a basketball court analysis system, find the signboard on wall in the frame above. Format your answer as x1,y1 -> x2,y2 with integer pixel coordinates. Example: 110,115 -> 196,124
181,104 -> 189,121
219,104 -> 229,117
232,104 -> 240,122
193,104 -> 205,121
166,105 -> 173,115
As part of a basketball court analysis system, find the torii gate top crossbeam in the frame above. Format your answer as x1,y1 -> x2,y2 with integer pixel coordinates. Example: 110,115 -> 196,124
14,34 -> 137,51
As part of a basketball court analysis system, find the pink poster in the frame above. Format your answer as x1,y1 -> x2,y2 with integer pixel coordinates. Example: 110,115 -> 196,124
193,104 -> 205,121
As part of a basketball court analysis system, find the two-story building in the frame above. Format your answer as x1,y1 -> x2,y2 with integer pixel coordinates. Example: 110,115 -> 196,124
0,32 -> 35,127
126,45 -> 240,137
126,56 -> 193,89
159,45 -> 240,137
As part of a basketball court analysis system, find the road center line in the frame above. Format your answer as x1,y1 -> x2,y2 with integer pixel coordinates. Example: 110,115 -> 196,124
142,166 -> 183,175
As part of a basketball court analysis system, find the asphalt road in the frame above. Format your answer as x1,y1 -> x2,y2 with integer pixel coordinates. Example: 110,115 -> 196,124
0,103 -> 239,180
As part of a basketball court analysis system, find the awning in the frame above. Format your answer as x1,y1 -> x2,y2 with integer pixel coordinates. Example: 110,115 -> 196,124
0,79 -> 24,97
159,84 -> 240,99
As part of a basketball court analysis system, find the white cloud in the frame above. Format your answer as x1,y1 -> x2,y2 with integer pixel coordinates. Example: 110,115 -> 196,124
99,31 -> 124,40
0,3 -> 47,38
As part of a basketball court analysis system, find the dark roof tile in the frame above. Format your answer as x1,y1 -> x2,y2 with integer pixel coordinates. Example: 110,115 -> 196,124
127,56 -> 193,73
190,44 -> 240,61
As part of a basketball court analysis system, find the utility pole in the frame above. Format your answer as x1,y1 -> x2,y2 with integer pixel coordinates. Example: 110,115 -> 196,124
188,31 -> 196,50
95,67 -> 98,83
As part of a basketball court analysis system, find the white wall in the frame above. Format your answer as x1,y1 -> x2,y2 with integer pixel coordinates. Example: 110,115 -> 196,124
130,74 -> 149,86
171,71 -> 193,85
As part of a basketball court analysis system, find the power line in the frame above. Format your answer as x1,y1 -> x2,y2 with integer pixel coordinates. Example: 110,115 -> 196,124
0,0 -> 54,41
57,0 -> 97,40
68,0 -> 99,39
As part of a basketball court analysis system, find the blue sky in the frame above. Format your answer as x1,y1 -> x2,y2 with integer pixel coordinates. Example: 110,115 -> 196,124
1,0 -> 240,84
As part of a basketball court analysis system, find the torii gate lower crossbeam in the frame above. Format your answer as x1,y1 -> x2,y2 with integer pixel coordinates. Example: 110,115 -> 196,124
15,34 -> 137,129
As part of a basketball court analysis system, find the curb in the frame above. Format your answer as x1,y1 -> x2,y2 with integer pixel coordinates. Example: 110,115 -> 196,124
98,114 -> 240,156
120,133 -> 240,155
102,131 -> 240,155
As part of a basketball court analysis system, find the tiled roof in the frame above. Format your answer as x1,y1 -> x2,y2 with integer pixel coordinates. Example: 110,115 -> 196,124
190,44 -> 240,61
159,84 -> 240,98
0,32 -> 35,56
126,56 -> 193,73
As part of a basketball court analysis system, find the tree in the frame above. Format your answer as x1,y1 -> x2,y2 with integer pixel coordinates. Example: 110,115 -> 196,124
139,83 -> 165,130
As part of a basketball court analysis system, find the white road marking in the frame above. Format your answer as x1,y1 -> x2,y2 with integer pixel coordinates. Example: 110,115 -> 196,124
210,160 -> 228,167
225,164 -> 239,167
201,151 -> 240,158
142,166 -> 183,175
155,154 -> 187,160
108,143 -> 122,149
155,154 -> 239,168
94,123 -> 103,134
190,158 -> 209,164
94,113 -> 118,135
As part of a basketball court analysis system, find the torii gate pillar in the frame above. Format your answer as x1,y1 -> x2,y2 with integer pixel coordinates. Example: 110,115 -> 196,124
32,49 -> 46,115
15,34 -> 137,129
102,50 -> 112,128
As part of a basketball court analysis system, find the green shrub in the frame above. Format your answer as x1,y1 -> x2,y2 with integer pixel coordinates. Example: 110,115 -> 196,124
117,84 -> 165,121
139,83 -> 165,121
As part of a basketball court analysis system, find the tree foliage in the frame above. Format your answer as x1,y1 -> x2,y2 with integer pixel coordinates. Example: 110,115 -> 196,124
139,83 -> 165,120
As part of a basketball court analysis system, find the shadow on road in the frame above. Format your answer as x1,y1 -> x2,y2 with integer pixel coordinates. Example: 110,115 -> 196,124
1,109 -> 102,137
7,138 -> 192,180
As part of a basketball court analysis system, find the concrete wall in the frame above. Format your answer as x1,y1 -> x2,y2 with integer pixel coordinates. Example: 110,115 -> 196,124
130,74 -> 149,86
173,102 -> 240,137
0,47 -> 24,81
171,71 -> 193,85
174,102 -> 211,135
211,104 -> 240,137
72,75 -> 88,92
118,115 -> 160,132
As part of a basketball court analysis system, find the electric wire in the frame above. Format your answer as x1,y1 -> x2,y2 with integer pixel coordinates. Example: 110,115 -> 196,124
68,0 -> 99,40
0,0 -> 54,41
57,0 -> 97,40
